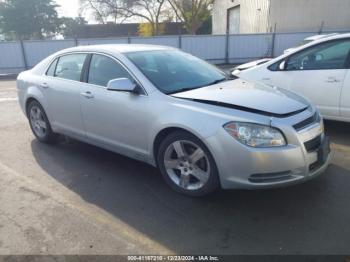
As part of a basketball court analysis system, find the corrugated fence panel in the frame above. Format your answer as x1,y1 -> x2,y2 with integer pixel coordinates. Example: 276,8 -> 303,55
229,34 -> 273,63
0,42 -> 24,73
130,36 -> 179,47
23,40 -> 75,67
273,32 -> 315,56
78,38 -> 129,45
181,35 -> 226,61
1,31 -> 345,74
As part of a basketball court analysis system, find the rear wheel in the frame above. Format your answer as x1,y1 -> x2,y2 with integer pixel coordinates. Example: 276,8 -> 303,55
27,100 -> 58,144
157,131 -> 220,196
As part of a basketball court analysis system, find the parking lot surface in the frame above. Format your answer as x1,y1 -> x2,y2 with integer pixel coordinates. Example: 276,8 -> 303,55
0,79 -> 350,255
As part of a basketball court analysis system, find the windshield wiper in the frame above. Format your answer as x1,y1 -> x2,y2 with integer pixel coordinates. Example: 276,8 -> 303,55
206,77 -> 227,86
167,87 -> 200,95
167,78 -> 228,95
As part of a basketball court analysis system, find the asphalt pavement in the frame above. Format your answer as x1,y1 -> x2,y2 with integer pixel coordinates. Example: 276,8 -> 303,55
0,79 -> 350,255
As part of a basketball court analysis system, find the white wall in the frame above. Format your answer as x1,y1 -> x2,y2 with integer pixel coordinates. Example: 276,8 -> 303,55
213,0 -> 350,34
213,0 -> 269,35
270,0 -> 350,33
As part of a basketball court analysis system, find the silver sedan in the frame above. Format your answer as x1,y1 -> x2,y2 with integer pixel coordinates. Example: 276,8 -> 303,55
17,45 -> 331,196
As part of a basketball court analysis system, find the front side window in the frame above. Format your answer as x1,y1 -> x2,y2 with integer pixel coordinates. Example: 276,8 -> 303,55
286,39 -> 350,71
55,54 -> 87,81
126,50 -> 227,94
88,54 -> 132,87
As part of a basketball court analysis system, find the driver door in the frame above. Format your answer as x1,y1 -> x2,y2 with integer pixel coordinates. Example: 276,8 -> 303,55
79,54 -> 153,161
271,39 -> 350,118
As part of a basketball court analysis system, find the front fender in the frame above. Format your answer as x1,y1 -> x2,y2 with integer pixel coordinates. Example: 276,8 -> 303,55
147,101 -> 227,165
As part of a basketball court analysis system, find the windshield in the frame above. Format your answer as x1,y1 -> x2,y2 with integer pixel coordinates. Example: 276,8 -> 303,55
126,50 -> 227,94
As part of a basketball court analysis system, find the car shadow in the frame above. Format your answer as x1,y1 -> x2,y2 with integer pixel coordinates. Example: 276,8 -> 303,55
30,121 -> 350,254
324,120 -> 350,147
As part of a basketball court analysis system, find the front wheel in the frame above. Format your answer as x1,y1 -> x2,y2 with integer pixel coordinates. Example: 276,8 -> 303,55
157,131 -> 220,197
27,100 -> 58,144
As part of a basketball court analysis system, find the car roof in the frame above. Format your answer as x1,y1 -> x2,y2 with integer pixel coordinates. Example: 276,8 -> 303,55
55,44 -> 176,55
313,33 -> 350,42
282,33 -> 350,56
304,34 -> 338,41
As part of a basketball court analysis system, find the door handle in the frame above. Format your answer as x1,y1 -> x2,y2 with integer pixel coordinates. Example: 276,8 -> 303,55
80,91 -> 94,99
326,77 -> 341,83
40,83 -> 49,89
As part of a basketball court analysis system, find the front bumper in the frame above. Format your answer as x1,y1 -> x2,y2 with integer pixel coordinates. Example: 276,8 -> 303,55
205,123 -> 331,190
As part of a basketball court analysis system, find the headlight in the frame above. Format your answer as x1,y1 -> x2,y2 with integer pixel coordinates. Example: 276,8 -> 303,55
223,122 -> 286,148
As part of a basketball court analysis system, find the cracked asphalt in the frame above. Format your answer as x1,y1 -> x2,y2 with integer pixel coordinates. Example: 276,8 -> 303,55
0,79 -> 350,255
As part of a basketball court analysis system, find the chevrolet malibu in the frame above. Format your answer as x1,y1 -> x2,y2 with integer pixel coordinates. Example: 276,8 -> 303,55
17,45 -> 331,196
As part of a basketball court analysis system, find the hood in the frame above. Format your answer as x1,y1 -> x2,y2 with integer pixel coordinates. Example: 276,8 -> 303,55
172,79 -> 309,118
235,58 -> 272,70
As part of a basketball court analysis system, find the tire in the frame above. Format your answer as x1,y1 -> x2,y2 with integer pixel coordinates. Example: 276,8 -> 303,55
157,131 -> 220,197
27,100 -> 58,144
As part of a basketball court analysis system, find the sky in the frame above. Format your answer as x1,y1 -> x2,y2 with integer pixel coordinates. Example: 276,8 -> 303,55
54,0 -> 152,23
55,0 -> 81,18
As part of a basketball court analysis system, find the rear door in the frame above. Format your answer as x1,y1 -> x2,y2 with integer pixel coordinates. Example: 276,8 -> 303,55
44,53 -> 87,137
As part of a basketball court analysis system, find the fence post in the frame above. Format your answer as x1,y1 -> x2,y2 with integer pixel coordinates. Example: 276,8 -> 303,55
271,33 -> 276,58
74,37 -> 78,46
270,23 -> 277,58
178,34 -> 182,49
19,40 -> 28,70
225,33 -> 229,64
127,36 -> 131,44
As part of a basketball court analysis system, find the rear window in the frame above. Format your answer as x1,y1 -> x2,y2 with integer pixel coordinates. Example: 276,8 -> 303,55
54,54 -> 87,81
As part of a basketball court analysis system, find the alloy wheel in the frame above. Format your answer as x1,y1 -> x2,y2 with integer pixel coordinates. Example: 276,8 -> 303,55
29,106 -> 47,138
163,140 -> 210,190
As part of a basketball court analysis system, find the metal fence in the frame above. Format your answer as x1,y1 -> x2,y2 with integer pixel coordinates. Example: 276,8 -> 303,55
0,30 -> 347,74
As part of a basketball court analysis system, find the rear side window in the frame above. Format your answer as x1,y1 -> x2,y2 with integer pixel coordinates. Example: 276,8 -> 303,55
46,58 -> 58,76
55,54 -> 87,81
88,54 -> 132,87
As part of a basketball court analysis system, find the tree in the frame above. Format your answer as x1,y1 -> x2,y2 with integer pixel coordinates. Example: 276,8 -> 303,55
80,0 -> 120,24
60,16 -> 87,38
168,0 -> 213,35
118,0 -> 168,36
138,22 -> 165,37
81,0 -> 170,36
0,0 -> 61,40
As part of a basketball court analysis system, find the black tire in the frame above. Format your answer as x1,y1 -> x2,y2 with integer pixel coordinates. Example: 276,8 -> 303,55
27,100 -> 58,144
157,131 -> 220,197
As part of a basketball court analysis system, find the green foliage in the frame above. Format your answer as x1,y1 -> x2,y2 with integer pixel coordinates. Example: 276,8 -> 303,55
138,22 -> 165,37
138,23 -> 153,37
169,0 -> 213,34
0,0 -> 60,40
60,16 -> 87,38
196,15 -> 212,35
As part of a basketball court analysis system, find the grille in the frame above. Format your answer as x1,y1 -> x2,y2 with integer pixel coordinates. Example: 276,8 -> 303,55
249,171 -> 293,183
293,112 -> 320,131
309,159 -> 324,172
304,135 -> 322,153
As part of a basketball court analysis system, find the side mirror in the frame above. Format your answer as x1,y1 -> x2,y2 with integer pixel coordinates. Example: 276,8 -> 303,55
316,54 -> 324,61
279,60 -> 286,71
107,78 -> 138,93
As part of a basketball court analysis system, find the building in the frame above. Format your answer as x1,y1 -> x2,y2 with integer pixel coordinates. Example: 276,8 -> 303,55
213,0 -> 350,34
